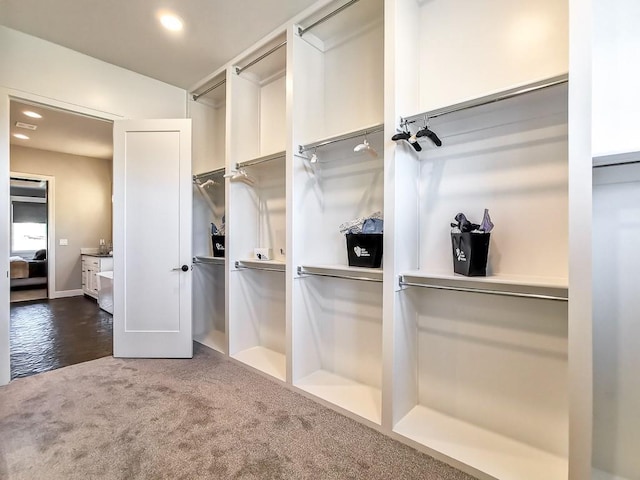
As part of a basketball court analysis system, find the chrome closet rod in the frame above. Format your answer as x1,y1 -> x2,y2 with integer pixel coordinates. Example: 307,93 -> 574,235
237,152 -> 286,169
235,41 -> 287,76
401,74 -> 569,124
297,266 -> 382,283
298,124 -> 384,154
593,159 -> 640,169
297,0 -> 360,37
235,261 -> 285,273
192,78 -> 226,101
193,167 -> 226,182
398,279 -> 568,302
193,259 -> 224,266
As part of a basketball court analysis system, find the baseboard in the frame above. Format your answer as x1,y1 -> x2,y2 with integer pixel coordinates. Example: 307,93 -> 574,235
51,289 -> 84,299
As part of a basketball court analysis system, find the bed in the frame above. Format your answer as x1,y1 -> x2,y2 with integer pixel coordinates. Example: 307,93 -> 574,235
10,250 -> 48,288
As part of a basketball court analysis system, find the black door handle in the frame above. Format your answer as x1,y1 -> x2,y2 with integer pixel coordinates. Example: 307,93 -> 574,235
181,265 -> 189,272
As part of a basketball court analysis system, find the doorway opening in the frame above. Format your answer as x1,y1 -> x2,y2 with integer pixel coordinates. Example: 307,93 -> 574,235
8,98 -> 114,379
9,175 -> 49,302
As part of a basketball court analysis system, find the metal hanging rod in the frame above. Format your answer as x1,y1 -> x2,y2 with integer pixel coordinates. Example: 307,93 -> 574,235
593,159 -> 640,169
237,151 -> 286,169
297,266 -> 382,283
192,78 -> 226,102
401,74 -> 569,124
398,277 -> 568,302
193,256 -> 224,266
298,124 -> 384,154
297,0 -> 360,37
235,261 -> 285,273
193,167 -> 226,182
235,41 -> 287,76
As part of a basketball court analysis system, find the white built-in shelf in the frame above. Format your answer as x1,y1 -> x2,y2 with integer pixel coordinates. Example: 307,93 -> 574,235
298,123 -> 384,155
194,329 -> 226,354
232,346 -> 286,382
194,255 -> 225,266
237,150 -> 286,169
399,271 -> 568,302
593,150 -> 640,168
296,370 -> 382,425
395,405 -> 567,480
402,74 -> 568,124
235,259 -> 286,272
298,264 -> 383,283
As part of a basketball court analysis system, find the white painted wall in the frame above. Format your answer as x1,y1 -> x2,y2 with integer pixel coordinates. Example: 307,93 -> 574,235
592,0 -> 640,157
417,0 -> 568,114
0,26 -> 187,385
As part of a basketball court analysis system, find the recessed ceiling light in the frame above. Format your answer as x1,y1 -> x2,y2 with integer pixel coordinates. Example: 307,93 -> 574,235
160,13 -> 183,32
13,133 -> 30,140
23,110 -> 42,119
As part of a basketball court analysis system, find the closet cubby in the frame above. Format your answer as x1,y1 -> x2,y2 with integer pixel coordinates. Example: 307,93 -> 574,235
392,81 -> 570,479
190,74 -> 227,354
292,0 -> 384,145
291,121 -> 384,422
227,36 -> 287,381
592,160 -> 640,480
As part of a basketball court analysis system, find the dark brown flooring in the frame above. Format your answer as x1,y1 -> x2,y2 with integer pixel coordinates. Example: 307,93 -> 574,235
10,295 -> 113,380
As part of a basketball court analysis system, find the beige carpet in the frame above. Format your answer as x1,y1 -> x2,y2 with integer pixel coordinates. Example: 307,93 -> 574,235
0,343 -> 476,480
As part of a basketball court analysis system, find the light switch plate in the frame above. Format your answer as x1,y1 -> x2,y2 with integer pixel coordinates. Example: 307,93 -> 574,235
59,238 -> 68,245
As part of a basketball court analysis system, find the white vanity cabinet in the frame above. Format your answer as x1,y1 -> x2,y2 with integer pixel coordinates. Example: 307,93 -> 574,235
81,254 -> 113,299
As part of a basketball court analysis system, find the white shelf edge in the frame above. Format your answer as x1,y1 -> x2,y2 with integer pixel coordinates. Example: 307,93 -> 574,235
231,346 -> 286,382
237,150 -> 286,169
399,270 -> 568,301
593,150 -> 640,168
394,405 -> 568,480
402,73 -> 569,123
298,264 -> 383,282
298,122 -> 385,153
236,259 -> 286,272
295,369 -> 382,425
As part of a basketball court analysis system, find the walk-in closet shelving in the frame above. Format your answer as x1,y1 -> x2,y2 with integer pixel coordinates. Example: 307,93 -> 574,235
391,79 -> 570,480
291,34 -> 385,424
592,157 -> 640,480
386,0 -> 570,475
227,35 -> 288,381
190,72 -> 228,355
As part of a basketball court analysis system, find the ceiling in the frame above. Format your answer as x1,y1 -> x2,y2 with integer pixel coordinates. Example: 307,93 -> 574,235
10,100 -> 113,160
0,0 -> 319,90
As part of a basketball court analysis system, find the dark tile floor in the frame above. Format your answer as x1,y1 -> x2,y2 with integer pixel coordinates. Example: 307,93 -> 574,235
10,295 -> 113,379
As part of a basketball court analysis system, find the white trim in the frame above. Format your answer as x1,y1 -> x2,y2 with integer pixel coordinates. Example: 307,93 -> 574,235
51,289 -> 83,299
11,171 -> 56,299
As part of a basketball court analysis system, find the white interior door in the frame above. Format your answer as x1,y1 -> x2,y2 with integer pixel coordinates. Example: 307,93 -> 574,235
113,119 -> 192,358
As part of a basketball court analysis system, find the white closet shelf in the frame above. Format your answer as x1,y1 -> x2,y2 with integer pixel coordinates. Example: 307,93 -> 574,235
593,150 -> 640,168
232,346 -> 286,381
194,329 -> 226,354
296,370 -> 381,424
394,405 -> 568,480
399,271 -> 568,301
237,150 -> 286,169
401,74 -> 568,123
194,255 -> 225,266
235,259 -> 286,272
298,123 -> 384,154
297,264 -> 382,283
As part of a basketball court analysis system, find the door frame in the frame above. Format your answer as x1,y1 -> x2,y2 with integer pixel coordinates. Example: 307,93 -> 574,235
1,89 -> 119,385
9,171 -> 56,299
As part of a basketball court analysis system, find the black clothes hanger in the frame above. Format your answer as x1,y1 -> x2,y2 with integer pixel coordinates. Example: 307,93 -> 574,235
416,125 -> 442,147
391,122 -> 422,151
